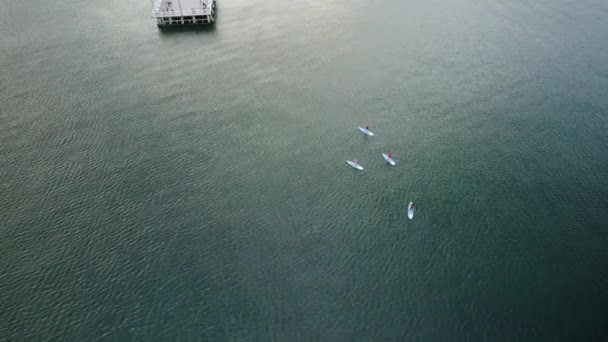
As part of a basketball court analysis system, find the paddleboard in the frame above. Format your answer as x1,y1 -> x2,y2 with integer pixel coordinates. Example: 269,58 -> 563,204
358,127 -> 374,136
382,153 -> 396,166
407,202 -> 415,219
346,160 -> 364,171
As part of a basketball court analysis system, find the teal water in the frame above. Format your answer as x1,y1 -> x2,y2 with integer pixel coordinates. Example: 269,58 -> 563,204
2,0 -> 608,340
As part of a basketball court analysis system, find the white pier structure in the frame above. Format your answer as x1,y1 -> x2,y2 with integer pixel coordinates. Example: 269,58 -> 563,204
152,0 -> 216,26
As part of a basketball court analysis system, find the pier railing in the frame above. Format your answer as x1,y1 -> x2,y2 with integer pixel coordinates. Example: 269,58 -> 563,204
152,0 -> 163,14
152,0 -> 214,18
152,8 -> 213,17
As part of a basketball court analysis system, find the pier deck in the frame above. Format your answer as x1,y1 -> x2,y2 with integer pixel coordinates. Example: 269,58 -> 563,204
152,0 -> 216,26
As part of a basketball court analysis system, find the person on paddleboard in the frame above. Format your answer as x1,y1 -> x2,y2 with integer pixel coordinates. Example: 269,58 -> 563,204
365,124 -> 369,130
388,152 -> 392,159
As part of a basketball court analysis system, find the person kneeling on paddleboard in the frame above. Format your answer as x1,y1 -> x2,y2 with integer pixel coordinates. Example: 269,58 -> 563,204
388,152 -> 392,159
365,124 -> 369,130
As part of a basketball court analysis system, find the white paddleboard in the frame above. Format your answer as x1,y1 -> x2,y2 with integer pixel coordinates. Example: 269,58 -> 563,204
358,127 -> 374,136
407,202 -> 415,219
346,160 -> 364,171
382,153 -> 396,166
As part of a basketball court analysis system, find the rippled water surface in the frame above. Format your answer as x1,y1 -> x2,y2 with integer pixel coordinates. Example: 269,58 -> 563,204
2,0 -> 608,340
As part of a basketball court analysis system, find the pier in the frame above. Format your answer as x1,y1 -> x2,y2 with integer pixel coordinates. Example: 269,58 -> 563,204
152,0 -> 216,27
